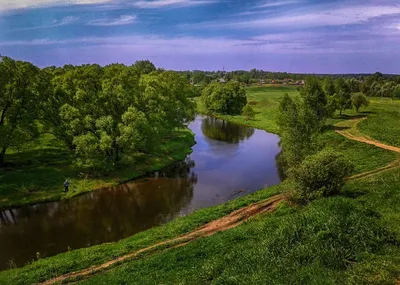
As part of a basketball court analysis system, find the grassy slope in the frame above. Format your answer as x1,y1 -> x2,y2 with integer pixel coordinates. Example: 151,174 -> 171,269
1,86 -> 399,284
0,129 -> 195,210
357,98 -> 400,147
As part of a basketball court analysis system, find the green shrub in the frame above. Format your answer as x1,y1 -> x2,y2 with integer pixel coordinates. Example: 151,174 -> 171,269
242,104 -> 255,120
291,149 -> 354,202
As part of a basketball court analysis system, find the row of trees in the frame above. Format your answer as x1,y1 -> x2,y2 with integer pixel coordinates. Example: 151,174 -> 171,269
0,57 -> 195,170
182,69 -> 400,90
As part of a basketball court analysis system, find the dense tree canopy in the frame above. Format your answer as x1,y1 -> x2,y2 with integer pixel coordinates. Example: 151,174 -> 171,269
0,58 -> 196,170
201,81 -> 247,115
0,57 -> 40,166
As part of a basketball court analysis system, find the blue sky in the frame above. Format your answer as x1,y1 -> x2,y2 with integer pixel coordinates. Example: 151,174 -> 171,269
0,0 -> 400,73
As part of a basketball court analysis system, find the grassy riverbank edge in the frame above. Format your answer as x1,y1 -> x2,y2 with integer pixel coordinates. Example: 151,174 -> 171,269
0,129 -> 195,210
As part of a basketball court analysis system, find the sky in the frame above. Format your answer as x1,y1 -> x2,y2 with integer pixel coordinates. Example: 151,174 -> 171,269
0,0 -> 400,73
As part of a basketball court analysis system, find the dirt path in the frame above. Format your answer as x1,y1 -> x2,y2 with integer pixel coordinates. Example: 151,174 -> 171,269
336,118 -> 400,180
40,194 -> 286,285
335,118 -> 400,154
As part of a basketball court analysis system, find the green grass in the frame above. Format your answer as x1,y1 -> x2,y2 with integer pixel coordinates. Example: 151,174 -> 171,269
1,86 -> 400,284
357,98 -> 400,147
0,183 -> 283,284
0,129 -> 195,209
196,85 -> 300,134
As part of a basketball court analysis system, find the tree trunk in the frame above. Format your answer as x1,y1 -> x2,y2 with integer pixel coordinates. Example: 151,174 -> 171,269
0,147 -> 6,168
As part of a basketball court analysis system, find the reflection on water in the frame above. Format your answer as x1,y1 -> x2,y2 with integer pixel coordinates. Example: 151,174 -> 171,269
201,117 -> 255,143
0,115 -> 281,270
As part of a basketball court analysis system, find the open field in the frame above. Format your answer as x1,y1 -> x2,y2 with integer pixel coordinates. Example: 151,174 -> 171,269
197,85 -> 300,133
1,86 -> 399,284
0,130 -> 195,210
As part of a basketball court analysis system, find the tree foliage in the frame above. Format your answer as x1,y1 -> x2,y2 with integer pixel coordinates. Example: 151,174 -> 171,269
351,93 -> 370,112
201,81 -> 247,115
0,57 -> 195,170
291,149 -> 354,202
0,57 -> 40,166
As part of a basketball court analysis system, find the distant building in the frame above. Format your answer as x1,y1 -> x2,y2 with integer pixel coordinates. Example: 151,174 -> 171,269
219,78 -> 227,83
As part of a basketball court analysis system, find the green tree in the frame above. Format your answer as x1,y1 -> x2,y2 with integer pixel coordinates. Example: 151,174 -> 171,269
291,149 -> 354,202
323,77 -> 335,96
201,81 -> 247,115
300,77 -> 329,132
131,60 -> 156,76
351,93 -> 369,112
60,67 -> 195,170
242,104 -> 255,120
0,57 -> 40,167
334,78 -> 351,115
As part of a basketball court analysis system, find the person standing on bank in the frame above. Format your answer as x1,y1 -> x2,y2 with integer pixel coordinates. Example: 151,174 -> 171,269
64,180 -> 69,193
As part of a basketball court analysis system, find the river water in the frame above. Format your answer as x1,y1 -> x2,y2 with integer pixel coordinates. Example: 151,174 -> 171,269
0,115 -> 281,270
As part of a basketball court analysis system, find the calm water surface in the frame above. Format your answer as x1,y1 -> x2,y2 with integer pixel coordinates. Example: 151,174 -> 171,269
0,115 -> 281,270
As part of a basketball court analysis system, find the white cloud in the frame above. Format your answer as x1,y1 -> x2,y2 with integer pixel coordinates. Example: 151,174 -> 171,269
1,31 -> 398,56
236,5 -> 400,28
258,0 -> 300,8
15,16 -> 79,30
87,15 -> 136,26
186,4 -> 400,30
0,0 -> 112,11
133,0 -> 216,9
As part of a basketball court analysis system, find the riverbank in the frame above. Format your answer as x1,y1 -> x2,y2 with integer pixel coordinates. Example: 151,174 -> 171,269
1,87 -> 399,284
0,129 -> 195,210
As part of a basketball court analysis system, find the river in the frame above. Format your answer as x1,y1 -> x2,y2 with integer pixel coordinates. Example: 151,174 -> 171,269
0,115 -> 281,270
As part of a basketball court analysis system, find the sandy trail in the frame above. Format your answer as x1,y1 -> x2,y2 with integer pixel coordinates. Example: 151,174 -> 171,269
336,118 -> 400,180
335,118 -> 400,154
40,194 -> 286,285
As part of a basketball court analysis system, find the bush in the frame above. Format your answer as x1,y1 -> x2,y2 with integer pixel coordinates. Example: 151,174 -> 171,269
291,149 -> 354,202
242,105 -> 255,120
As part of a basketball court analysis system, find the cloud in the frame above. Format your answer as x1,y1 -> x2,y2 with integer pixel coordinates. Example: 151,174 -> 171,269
87,15 -> 136,26
258,0 -> 301,8
0,0 -> 112,11
133,0 -> 216,9
15,16 -> 79,30
1,29 -> 399,56
187,4 -> 400,29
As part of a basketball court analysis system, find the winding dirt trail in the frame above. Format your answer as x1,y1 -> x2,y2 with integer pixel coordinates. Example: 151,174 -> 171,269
40,194 -> 286,285
336,118 -> 400,154
336,118 -> 400,180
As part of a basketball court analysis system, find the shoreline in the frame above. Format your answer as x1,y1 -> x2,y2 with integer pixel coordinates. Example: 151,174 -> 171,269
0,129 -> 196,211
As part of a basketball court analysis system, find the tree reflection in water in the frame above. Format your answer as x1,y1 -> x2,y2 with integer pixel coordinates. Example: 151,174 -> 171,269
201,117 -> 255,144
0,158 -> 197,270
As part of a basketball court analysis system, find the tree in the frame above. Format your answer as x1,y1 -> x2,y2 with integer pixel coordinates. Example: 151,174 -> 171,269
242,104 -> 255,120
60,67 -> 195,170
291,149 -> 354,202
131,60 -> 156,76
201,81 -> 247,115
334,78 -> 352,115
300,77 -> 329,132
0,57 -> 40,167
351,93 -> 369,112
323,77 -> 335,96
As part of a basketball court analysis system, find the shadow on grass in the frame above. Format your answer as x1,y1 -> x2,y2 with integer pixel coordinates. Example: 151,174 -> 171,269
339,189 -> 368,199
322,125 -> 349,132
